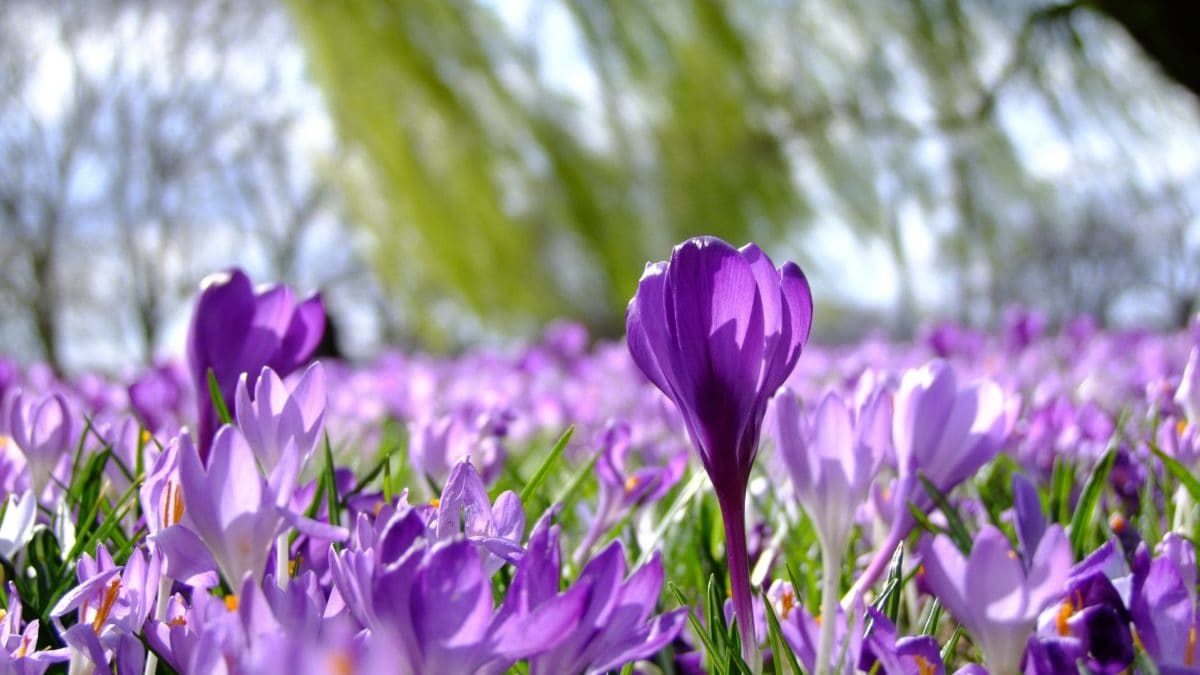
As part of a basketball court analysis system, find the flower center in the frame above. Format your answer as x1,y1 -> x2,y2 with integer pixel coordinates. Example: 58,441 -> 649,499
777,590 -> 796,620
429,497 -> 440,509
1056,590 -> 1083,637
161,480 -> 185,529
1187,625 -> 1197,666
624,476 -> 641,494
224,595 -> 239,612
90,578 -> 122,633
913,655 -> 936,675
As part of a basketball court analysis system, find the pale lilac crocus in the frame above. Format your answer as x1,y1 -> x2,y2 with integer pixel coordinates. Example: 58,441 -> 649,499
626,236 -> 812,668
0,490 -> 36,560
7,391 -> 72,498
235,362 -> 327,475
919,525 -> 1071,675
433,457 -> 525,573
770,387 -> 890,673
851,360 -> 1008,598
173,425 -> 288,587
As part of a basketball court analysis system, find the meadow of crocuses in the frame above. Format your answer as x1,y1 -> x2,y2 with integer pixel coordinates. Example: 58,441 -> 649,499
0,237 -> 1197,674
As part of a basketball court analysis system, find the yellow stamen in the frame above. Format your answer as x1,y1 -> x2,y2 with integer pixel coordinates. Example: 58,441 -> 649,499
1187,625 -> 1197,666
814,614 -> 823,626
914,655 -> 935,675
0,608 -> 8,622
1179,420 -> 1190,436
289,555 -> 303,577
624,476 -> 640,494
1007,549 -> 1017,560
167,616 -> 187,628
779,590 -> 795,620
429,497 -> 440,509
15,635 -> 30,658
374,501 -> 386,516
225,595 -> 239,612
1110,513 -> 1127,534
140,429 -> 152,445
92,579 -> 121,633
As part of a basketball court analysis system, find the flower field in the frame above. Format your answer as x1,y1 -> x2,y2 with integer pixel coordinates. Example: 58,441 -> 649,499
0,238 -> 1197,674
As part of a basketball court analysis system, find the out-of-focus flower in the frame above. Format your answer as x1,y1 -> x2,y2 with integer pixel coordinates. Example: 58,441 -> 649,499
187,269 -> 324,462
919,524 -> 1071,675
859,608 -> 945,675
1176,347 -> 1200,423
1130,537 -> 1200,670
575,421 -> 686,564
771,387 -> 890,555
235,362 -> 327,479
853,361 -> 1008,597
127,361 -> 190,434
0,490 -> 36,560
7,391 -> 73,498
626,236 -> 811,663
407,411 -> 508,486
776,595 -> 865,675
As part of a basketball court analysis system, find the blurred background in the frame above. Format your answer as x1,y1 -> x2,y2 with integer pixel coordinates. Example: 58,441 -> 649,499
1,0 -> 1198,373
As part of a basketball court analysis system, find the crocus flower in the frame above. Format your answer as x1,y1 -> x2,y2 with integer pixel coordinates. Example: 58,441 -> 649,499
771,386 -> 890,672
503,512 -> 688,675
852,360 -> 1008,597
432,457 -> 525,573
7,391 -> 72,498
626,236 -> 812,665
235,362 -> 327,479
0,490 -> 36,560
1130,538 -> 1200,669
919,524 -> 1071,675
187,269 -> 324,462
0,583 -> 68,674
574,420 -> 687,564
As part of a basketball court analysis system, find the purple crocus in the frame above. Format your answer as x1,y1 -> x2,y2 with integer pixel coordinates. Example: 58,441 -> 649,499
187,269 -> 324,462
919,524 -> 1071,675
852,360 -> 1008,598
626,236 -> 812,665
771,386 -> 890,672
235,362 -> 327,478
7,390 -> 73,498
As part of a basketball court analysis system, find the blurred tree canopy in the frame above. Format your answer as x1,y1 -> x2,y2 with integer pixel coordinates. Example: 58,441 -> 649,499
289,0 -> 1200,347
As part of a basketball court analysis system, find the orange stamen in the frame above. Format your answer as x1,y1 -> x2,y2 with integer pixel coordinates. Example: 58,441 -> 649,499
225,595 -> 239,612
1187,625 -> 1197,666
779,590 -> 795,620
92,579 -> 121,633
429,497 -> 440,509
914,655 -> 935,675
624,476 -> 640,494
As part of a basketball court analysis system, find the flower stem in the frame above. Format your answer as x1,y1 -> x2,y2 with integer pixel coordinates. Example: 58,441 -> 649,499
144,574 -> 173,675
815,534 -> 842,675
717,491 -> 760,674
844,525 -> 903,605
275,532 -> 289,589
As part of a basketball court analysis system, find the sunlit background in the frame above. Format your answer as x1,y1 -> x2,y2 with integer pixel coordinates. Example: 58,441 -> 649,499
2,0 -> 1198,373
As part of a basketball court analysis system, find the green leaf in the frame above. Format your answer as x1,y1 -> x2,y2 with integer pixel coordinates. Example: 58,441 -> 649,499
761,586 -> 802,675
917,473 -> 974,554
1152,444 -> 1200,504
669,582 -> 724,675
323,433 -> 342,541
636,471 -> 707,567
207,368 -> 234,426
519,426 -> 574,505
1069,446 -> 1117,557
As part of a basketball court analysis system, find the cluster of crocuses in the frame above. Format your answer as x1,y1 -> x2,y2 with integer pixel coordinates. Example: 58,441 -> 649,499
0,241 -> 1195,674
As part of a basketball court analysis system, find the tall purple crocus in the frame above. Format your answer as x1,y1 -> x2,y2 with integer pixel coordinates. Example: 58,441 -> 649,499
626,236 -> 812,668
187,269 -> 324,462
